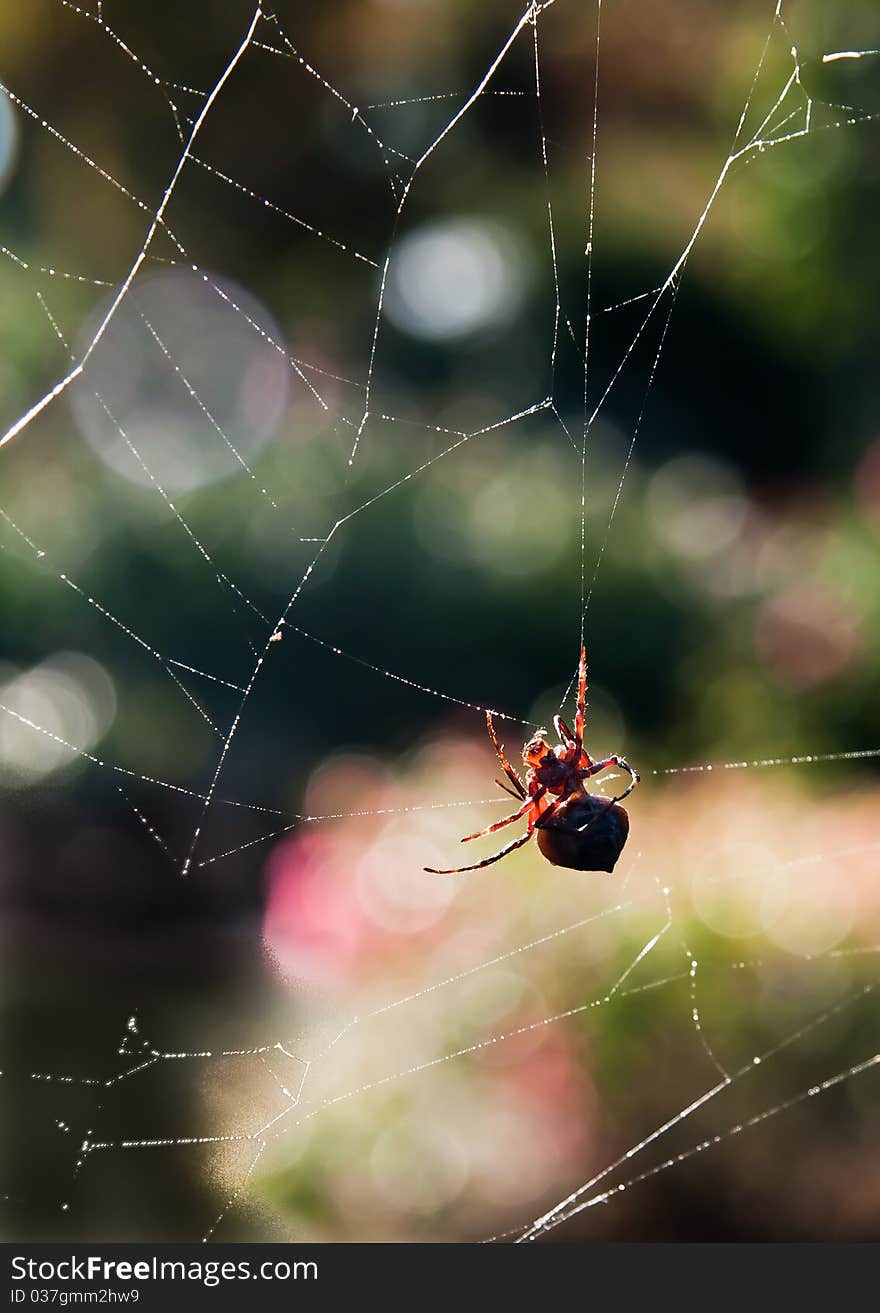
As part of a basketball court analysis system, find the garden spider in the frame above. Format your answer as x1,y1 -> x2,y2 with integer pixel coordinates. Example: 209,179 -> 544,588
425,646 -> 639,874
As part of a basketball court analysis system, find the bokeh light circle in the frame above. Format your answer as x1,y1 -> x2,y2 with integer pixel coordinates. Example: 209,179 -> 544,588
370,1122 -> 468,1214
761,860 -> 856,957
70,269 -> 290,492
0,652 -> 116,787
648,453 -> 748,559
356,833 -> 457,934
0,92 -> 19,195
691,842 -> 780,939
383,217 -> 529,341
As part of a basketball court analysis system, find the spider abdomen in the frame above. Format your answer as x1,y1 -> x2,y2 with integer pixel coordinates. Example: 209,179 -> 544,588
536,792 -> 630,873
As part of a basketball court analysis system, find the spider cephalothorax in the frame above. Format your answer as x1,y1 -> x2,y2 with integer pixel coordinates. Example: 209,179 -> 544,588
523,732 -> 576,789
425,646 -> 638,875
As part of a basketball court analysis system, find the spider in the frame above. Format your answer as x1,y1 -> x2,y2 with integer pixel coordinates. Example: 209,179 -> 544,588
424,646 -> 639,874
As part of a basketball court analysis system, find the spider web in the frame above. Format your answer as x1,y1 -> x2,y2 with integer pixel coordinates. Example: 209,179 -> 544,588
1,0 -> 879,1242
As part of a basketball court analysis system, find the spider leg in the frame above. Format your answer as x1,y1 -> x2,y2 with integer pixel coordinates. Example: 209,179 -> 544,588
486,711 -> 527,798
574,644 -> 587,750
554,714 -> 575,746
532,796 -> 562,829
496,777 -> 522,800
461,788 -> 544,843
558,712 -> 592,771
584,754 -> 640,802
424,829 -> 534,874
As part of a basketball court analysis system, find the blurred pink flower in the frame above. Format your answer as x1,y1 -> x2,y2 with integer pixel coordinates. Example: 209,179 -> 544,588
263,831 -> 372,986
